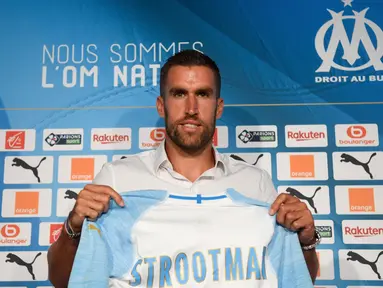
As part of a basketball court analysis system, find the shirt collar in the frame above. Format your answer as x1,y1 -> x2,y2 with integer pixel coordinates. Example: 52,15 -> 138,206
153,140 -> 228,176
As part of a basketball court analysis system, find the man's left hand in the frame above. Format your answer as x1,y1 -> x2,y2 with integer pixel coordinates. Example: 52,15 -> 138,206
269,193 -> 315,245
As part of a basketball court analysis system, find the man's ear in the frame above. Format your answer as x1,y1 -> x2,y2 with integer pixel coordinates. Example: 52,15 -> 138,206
216,98 -> 224,119
157,96 -> 165,118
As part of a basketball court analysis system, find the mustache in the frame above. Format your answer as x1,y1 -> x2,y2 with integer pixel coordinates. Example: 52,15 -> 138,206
175,116 -> 204,126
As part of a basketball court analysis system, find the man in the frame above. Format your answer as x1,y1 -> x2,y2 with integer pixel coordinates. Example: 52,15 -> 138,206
47,50 -> 319,287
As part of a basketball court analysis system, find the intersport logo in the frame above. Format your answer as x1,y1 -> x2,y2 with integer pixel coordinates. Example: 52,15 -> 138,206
335,124 -> 379,147
285,125 -> 327,147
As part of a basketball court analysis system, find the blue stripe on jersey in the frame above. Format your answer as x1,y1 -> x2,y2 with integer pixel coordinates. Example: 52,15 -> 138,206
169,194 -> 227,204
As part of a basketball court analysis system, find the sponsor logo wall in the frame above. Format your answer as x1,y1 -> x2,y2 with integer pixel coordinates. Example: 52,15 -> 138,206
0,0 -> 382,287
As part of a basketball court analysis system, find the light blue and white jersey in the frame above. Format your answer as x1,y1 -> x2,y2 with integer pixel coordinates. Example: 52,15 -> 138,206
68,188 -> 313,288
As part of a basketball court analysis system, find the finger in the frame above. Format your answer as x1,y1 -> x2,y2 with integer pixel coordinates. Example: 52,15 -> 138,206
77,196 -> 105,215
269,193 -> 300,215
284,211 -> 306,231
84,184 -> 124,207
275,202 -> 305,227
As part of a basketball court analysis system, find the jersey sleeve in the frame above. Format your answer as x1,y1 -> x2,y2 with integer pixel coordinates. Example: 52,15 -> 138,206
268,224 -> 314,288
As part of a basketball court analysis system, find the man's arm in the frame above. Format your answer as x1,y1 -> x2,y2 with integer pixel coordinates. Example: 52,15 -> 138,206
303,249 -> 319,283
47,185 -> 124,287
47,225 -> 80,288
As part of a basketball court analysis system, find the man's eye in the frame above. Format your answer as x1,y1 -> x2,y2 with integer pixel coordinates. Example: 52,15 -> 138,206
174,92 -> 185,97
198,92 -> 208,97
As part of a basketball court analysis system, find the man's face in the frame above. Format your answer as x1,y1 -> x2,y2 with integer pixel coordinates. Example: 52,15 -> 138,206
157,65 -> 223,153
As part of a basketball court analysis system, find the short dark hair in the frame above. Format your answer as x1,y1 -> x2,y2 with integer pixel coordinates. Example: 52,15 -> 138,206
160,49 -> 221,98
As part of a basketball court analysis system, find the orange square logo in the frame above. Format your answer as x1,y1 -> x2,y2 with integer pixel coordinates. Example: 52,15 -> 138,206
50,223 -> 63,244
289,155 -> 315,178
5,131 -> 25,150
71,158 -> 94,181
349,188 -> 375,212
212,128 -> 218,146
14,191 -> 39,215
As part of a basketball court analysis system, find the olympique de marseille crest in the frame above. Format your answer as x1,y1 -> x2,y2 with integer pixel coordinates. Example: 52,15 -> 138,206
314,0 -> 383,84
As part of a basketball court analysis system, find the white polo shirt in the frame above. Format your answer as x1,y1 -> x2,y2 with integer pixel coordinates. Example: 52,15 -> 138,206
93,140 -> 277,204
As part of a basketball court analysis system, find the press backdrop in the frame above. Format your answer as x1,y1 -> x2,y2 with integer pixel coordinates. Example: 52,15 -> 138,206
0,0 -> 382,287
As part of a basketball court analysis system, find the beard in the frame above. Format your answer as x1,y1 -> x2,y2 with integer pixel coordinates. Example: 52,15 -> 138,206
164,107 -> 216,154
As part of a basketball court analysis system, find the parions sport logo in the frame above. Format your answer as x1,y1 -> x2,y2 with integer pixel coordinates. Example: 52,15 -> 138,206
314,0 -> 383,84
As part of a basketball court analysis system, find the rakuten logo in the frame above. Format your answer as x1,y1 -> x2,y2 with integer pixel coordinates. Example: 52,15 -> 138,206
342,220 -> 383,244
344,226 -> 383,237
285,125 -> 327,147
91,128 -> 131,150
335,124 -> 379,147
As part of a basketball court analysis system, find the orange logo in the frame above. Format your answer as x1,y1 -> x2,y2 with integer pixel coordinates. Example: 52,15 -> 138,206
349,188 -> 375,212
347,126 -> 366,139
212,128 -> 218,146
1,224 -> 20,238
14,191 -> 39,215
150,128 -> 165,142
5,131 -> 25,149
50,224 -> 63,243
71,158 -> 94,181
289,155 -> 315,178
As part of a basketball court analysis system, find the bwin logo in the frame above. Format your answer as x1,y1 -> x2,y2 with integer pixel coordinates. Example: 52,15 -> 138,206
315,3 -> 383,72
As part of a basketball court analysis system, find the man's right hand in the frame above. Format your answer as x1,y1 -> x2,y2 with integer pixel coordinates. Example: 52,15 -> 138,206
68,184 -> 125,233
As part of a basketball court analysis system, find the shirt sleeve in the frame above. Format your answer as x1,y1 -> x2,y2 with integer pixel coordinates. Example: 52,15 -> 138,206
92,162 -> 116,190
260,169 -> 278,204
268,224 -> 314,288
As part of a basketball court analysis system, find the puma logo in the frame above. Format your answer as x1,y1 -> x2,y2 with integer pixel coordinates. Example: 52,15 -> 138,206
340,153 -> 377,179
64,189 -> 78,200
11,157 -> 46,183
347,251 -> 383,279
5,252 -> 42,280
230,154 -> 263,166
88,224 -> 101,235
120,156 -> 127,159
286,186 -> 321,214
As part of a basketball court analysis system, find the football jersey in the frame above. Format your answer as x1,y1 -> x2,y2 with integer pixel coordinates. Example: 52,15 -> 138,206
68,188 -> 313,288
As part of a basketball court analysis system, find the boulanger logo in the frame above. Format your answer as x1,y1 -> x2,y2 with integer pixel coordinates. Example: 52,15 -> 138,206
139,127 -> 165,149
91,128 -> 131,150
0,223 -> 31,246
285,125 -> 327,147
315,0 -> 383,84
335,124 -> 379,146
236,125 -> 277,148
